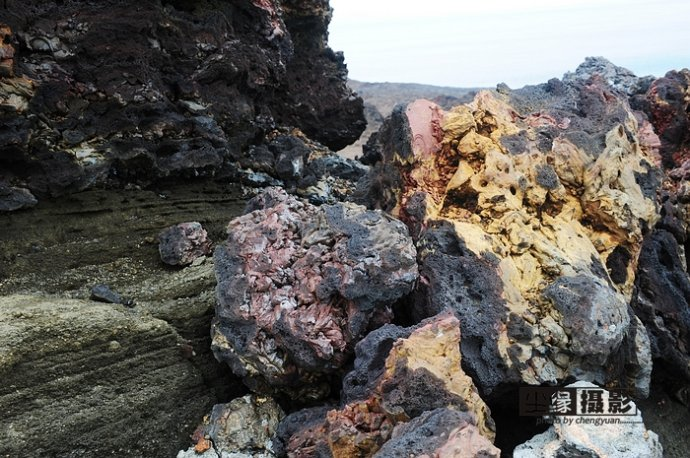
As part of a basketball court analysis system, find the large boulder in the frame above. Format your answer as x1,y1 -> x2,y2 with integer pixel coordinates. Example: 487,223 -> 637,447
0,0 -> 364,198
357,62 -> 660,397
212,187 -> 418,398
0,294 -> 216,457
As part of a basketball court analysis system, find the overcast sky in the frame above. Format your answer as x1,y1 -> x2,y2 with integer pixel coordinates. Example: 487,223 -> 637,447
328,0 -> 690,88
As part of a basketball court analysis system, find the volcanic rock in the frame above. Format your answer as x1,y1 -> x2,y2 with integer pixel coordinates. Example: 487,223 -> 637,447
159,222 -> 213,266
374,408 -> 500,458
514,381 -> 663,457
0,183 -> 37,211
283,312 -> 495,457
357,65 -> 661,396
633,225 -> 690,380
0,0 -> 364,197
211,187 -> 418,398
637,69 -> 690,173
177,395 -> 284,458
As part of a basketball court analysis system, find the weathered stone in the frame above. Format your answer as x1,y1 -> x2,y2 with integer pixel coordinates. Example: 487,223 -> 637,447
90,283 -> 134,307
357,63 -> 660,396
0,183 -> 37,211
0,294 -> 217,457
177,395 -> 284,458
159,222 -> 213,266
373,408 -> 500,458
514,381 -> 663,458
237,130 -> 368,204
212,187 -> 418,398
0,1 -> 364,197
283,313 -> 495,457
633,228 -> 690,380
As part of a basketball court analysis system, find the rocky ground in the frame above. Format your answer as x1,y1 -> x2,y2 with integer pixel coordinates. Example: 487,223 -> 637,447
2,0 -> 690,457
0,181 -> 248,457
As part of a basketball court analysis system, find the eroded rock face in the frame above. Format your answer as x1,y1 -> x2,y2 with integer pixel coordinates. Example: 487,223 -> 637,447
283,313 -> 496,457
358,68 -> 660,396
0,0 -> 364,198
212,187 -> 418,398
514,381 -> 663,458
0,294 -> 216,457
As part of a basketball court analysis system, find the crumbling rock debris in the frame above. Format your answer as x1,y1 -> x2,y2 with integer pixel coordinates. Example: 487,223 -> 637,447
0,0 -> 364,197
357,64 -> 661,397
283,312 -> 496,457
159,222 -> 213,266
177,395 -> 284,458
514,381 -> 663,458
237,129 -> 368,204
211,187 -> 418,398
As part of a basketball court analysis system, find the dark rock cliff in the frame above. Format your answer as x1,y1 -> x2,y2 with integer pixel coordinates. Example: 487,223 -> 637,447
0,0 -> 365,197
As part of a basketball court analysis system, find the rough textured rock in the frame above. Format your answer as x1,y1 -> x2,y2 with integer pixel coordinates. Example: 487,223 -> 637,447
0,183 -> 37,211
633,225 -> 690,379
638,69 -> 690,172
283,313 -> 495,457
514,381 -> 663,458
630,66 -> 690,383
563,57 -> 654,97
177,395 -> 284,458
237,129 -> 368,205
212,187 -> 418,398
374,408 -> 500,458
0,1 -> 364,198
159,222 -> 213,266
0,294 -> 217,457
357,64 -> 661,396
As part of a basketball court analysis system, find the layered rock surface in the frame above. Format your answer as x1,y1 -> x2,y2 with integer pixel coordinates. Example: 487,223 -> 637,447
357,66 -> 661,396
212,187 -> 418,398
0,0 -> 364,199
0,294 -> 215,457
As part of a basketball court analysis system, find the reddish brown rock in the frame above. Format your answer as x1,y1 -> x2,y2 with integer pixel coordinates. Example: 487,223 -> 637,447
159,222 -> 213,266
283,312 -> 496,457
212,187 -> 418,398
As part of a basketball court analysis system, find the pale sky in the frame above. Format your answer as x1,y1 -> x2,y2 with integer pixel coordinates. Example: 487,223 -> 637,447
329,0 -> 690,88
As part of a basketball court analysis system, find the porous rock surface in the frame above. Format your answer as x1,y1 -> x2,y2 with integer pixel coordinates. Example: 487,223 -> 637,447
631,68 -> 690,382
159,221 -> 213,266
281,312 -> 495,457
211,187 -> 418,398
0,294 -> 216,457
0,0 -> 364,199
357,64 -> 661,396
177,395 -> 284,458
514,381 -> 663,458
374,408 -> 500,458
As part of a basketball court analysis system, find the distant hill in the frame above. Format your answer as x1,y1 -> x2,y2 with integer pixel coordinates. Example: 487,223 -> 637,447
340,80 -> 482,159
